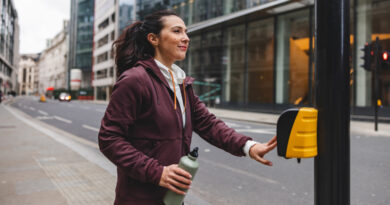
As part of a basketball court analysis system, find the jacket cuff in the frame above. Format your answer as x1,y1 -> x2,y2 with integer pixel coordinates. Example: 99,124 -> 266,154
243,140 -> 258,157
148,164 -> 164,185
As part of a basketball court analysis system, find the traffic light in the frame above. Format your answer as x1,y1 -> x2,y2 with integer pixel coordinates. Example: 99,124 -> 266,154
360,43 -> 373,71
381,50 -> 390,69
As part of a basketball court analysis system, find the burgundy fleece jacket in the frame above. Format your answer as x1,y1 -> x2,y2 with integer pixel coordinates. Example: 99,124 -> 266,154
98,58 -> 252,205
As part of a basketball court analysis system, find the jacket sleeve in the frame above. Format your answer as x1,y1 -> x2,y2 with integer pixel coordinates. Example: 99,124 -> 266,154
98,72 -> 163,185
190,88 -> 252,156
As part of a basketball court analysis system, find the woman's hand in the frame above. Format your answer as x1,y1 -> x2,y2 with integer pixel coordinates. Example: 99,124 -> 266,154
159,164 -> 192,195
249,136 -> 277,166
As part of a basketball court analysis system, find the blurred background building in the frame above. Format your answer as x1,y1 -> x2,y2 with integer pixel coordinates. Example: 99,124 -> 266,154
120,0 -> 390,116
0,0 -> 19,95
11,0 -> 389,116
92,0 -> 135,100
38,20 -> 69,94
18,53 -> 39,95
68,0 -> 95,90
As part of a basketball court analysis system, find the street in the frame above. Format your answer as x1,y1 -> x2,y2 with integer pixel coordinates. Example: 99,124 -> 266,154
7,96 -> 390,205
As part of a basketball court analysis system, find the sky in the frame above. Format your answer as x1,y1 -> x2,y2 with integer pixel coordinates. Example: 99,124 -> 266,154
13,0 -> 70,54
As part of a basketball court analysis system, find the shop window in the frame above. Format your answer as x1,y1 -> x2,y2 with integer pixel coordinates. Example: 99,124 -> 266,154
276,9 -> 310,105
247,18 -> 275,104
370,0 -> 390,106
223,25 -> 246,104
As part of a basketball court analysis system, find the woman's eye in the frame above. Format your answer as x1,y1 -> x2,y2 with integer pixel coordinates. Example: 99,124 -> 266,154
174,30 -> 180,33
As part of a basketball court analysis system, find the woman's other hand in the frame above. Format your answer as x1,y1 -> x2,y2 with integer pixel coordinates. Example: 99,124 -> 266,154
159,164 -> 192,195
249,136 -> 277,166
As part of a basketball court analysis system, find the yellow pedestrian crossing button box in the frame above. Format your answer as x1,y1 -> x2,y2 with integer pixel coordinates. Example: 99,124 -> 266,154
277,107 -> 318,159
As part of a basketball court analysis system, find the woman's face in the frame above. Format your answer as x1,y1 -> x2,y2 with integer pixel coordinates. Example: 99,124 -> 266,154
154,15 -> 190,64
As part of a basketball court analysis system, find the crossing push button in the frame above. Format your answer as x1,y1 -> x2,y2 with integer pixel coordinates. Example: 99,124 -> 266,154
277,107 -> 318,159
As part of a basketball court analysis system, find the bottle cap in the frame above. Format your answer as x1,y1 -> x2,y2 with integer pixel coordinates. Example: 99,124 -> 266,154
189,147 -> 199,158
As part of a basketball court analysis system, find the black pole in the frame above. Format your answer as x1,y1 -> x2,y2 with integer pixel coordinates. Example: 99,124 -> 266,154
374,37 -> 380,131
314,0 -> 350,204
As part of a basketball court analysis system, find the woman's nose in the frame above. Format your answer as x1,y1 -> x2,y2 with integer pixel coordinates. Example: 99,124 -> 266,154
182,33 -> 190,43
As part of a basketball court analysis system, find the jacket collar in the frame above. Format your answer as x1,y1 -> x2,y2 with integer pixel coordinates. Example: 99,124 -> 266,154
136,58 -> 170,88
136,58 -> 195,87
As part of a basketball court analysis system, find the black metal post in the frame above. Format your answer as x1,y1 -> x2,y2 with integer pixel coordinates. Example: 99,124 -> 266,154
314,0 -> 350,204
374,37 -> 380,131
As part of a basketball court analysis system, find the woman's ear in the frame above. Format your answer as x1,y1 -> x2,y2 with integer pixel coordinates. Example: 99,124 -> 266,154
147,33 -> 159,47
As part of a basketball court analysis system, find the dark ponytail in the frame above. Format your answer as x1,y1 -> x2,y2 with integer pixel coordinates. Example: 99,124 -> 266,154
113,10 -> 179,76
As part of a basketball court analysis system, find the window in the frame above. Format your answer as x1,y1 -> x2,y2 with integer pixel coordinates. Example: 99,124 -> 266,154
111,31 -> 115,41
97,52 -> 108,63
98,18 -> 109,31
276,10 -> 310,105
109,67 -> 114,77
223,25 -> 246,104
111,12 -> 116,23
23,68 -> 26,82
247,18 -> 275,104
98,35 -> 108,47
96,69 -> 108,79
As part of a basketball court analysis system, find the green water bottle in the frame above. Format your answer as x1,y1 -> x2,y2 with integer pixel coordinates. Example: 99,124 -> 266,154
163,147 -> 199,205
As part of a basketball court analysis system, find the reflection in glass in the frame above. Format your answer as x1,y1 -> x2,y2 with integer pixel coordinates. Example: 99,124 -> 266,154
276,9 -> 310,105
223,25 -> 246,104
370,0 -> 390,106
247,18 -> 274,104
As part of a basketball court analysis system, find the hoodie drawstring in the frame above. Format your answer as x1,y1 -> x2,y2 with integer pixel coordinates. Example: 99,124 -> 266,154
168,69 -> 186,113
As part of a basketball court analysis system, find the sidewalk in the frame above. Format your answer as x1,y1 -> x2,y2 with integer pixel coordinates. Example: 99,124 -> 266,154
0,104 -> 116,205
0,102 -> 212,205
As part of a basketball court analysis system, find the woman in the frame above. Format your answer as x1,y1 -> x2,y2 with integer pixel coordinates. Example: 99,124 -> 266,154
98,10 -> 277,205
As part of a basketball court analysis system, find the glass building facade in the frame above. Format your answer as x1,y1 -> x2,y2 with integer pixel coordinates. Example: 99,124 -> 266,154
0,0 -> 18,94
133,0 -> 390,117
68,0 -> 95,89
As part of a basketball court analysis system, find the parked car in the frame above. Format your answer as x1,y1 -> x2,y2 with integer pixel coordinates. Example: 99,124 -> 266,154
59,92 -> 71,102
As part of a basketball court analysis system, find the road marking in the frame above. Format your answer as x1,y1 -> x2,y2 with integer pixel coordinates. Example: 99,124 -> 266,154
36,116 -> 54,120
54,116 -> 72,124
82,124 -> 100,132
225,122 -> 251,129
96,109 -> 105,113
38,110 -> 48,116
29,107 -> 36,111
200,158 -> 279,185
235,129 -> 275,135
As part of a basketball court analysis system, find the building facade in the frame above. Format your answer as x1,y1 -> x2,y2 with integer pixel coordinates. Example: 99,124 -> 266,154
0,0 -> 19,95
68,0 -> 95,90
18,54 -> 39,95
92,0 -> 389,117
38,21 -> 69,93
92,0 -> 135,100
